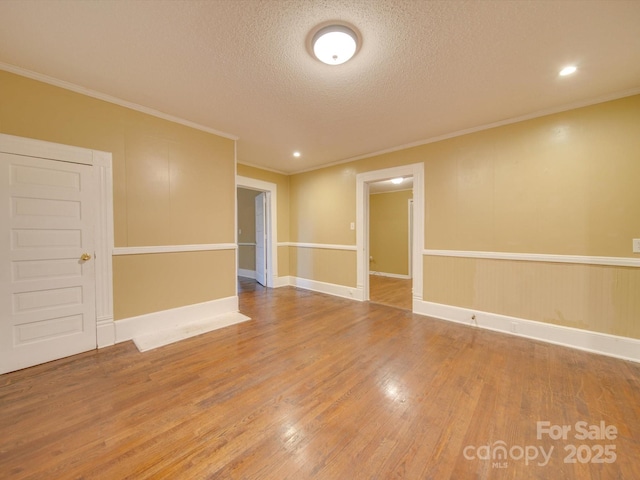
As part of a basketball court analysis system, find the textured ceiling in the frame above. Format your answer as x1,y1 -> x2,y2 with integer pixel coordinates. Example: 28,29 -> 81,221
0,0 -> 639,174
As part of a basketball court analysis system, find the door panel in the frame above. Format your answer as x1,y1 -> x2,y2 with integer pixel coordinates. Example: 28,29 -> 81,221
255,192 -> 266,286
0,153 -> 96,374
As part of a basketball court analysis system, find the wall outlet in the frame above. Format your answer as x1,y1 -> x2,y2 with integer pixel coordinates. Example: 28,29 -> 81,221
634,239 -> 640,253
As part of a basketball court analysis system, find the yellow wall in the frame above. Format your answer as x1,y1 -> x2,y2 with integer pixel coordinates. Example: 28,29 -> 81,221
290,248 -> 357,287
287,95 -> 640,339
237,188 -> 259,271
423,256 -> 640,339
0,70 -> 236,320
370,190 -> 413,276
6,66 -> 638,340
290,166 -> 359,245
419,97 -> 640,255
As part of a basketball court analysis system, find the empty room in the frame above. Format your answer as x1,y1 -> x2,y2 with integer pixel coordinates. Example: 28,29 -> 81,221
1,1 -> 639,479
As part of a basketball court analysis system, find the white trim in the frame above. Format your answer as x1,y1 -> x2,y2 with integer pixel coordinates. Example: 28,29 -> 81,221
238,268 -> 256,279
237,161 -> 288,176
234,140 -> 239,296
133,311 -> 250,352
408,198 -> 413,278
113,243 -> 236,255
0,133 -> 115,349
273,275 -> 293,288
370,187 -> 413,195
413,300 -> 640,364
0,132 -> 94,164
423,249 -> 640,268
238,242 -> 257,247
357,163 -> 424,305
115,296 -> 239,343
282,242 -> 357,251
0,62 -> 238,141
236,176 -> 278,288
93,150 -> 115,347
370,271 -> 411,280
97,316 -> 115,348
290,88 -> 640,175
289,277 -> 364,301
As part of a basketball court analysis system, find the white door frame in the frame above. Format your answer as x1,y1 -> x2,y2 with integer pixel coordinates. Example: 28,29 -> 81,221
0,133 -> 115,347
356,163 -> 424,309
236,176 -> 277,288
408,198 -> 414,278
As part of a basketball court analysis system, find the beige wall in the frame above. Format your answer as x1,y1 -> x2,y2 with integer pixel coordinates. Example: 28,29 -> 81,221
287,95 -> 640,339
290,166 -> 358,245
0,70 -> 236,320
419,96 -> 640,256
237,163 -> 291,277
423,256 -> 640,339
237,188 -> 259,271
370,190 -> 413,276
290,248 -> 357,287
113,250 -> 235,319
6,65 -> 637,340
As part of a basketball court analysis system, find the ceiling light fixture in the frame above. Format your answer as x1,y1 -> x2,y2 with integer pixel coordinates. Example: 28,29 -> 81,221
293,151 -> 301,157
559,65 -> 577,76
391,177 -> 404,185
311,24 -> 359,65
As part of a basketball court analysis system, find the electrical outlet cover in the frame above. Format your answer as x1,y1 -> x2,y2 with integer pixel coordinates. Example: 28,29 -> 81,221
633,238 -> 640,253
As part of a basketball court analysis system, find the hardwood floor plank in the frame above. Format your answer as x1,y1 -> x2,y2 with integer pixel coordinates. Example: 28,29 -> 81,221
1,281 -> 639,479
369,274 -> 412,311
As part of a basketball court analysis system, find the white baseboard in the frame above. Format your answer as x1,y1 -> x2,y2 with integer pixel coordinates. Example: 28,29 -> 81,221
133,311 -> 250,352
370,271 -> 411,280
97,316 -> 115,348
413,300 -> 640,363
289,276 -> 364,301
115,296 -> 239,343
254,276 -> 363,301
273,275 -> 293,288
238,268 -> 256,279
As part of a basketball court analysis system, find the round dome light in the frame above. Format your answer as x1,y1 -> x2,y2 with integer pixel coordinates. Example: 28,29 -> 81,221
312,25 -> 358,65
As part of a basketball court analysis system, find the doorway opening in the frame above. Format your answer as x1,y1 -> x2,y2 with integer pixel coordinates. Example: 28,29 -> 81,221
367,179 -> 414,310
236,176 -> 278,291
356,163 -> 424,312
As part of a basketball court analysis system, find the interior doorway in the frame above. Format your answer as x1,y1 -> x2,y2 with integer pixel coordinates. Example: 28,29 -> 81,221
356,163 -> 424,312
236,176 -> 278,290
236,187 -> 263,284
367,178 -> 414,310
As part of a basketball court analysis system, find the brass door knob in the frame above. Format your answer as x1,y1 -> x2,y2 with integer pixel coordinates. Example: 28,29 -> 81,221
80,253 -> 92,261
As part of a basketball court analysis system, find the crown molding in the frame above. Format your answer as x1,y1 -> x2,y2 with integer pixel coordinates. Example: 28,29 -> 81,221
290,87 -> 640,175
0,62 -> 239,141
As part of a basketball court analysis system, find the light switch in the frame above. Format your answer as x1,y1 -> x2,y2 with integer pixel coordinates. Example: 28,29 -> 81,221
350,222 -> 355,230
633,239 -> 640,253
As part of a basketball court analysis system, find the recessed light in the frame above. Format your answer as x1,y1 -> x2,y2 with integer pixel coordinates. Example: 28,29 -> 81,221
293,151 -> 301,158
559,65 -> 577,76
391,177 -> 404,185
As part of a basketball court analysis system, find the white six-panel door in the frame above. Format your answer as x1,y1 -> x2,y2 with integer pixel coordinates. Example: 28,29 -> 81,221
0,153 -> 97,374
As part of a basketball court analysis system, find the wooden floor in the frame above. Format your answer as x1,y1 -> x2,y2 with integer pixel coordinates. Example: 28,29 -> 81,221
369,274 -> 412,310
1,281 -> 639,479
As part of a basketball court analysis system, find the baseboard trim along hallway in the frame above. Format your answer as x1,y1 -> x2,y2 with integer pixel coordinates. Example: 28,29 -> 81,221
132,311 -> 251,352
115,296 -> 241,344
414,300 -> 640,363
